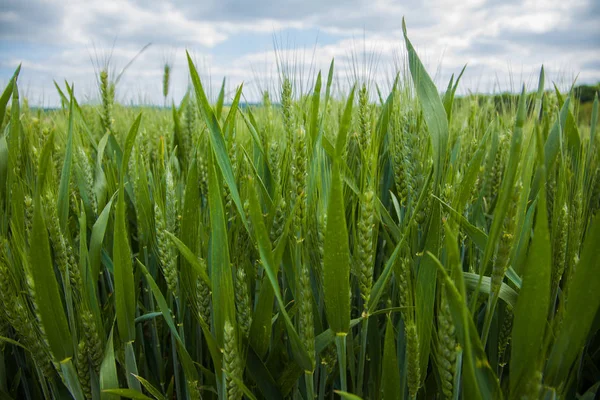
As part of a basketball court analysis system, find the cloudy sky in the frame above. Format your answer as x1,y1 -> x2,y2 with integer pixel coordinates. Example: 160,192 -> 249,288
1,0 -> 598,106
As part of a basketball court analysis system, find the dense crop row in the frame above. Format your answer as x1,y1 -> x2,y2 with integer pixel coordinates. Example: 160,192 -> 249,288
0,23 -> 599,399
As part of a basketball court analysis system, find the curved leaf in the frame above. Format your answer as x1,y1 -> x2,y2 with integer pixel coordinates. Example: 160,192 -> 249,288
402,18 -> 448,185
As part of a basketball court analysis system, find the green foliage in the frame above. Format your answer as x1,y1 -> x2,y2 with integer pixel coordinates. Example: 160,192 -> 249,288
0,27 -> 598,400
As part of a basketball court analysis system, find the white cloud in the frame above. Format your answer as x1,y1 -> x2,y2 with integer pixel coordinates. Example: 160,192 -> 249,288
1,0 -> 598,106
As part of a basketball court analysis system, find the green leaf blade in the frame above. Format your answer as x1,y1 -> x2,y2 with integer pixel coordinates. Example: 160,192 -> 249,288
323,161 -> 351,334
207,154 -> 236,348
510,183 -> 551,396
402,18 -> 448,186
546,213 -> 600,386
30,194 -> 73,361
113,114 -> 142,343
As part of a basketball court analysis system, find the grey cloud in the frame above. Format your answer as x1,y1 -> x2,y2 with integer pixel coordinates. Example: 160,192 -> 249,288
0,1 -> 224,48
458,38 -> 512,56
83,15 -> 194,47
310,7 -> 435,35
82,12 -> 130,43
492,0 -> 599,52
1,0 -> 599,106
0,0 -> 64,42
132,0 -> 363,23
0,0 -> 435,48
478,0 -> 522,8
498,26 -> 600,51
573,0 -> 600,22
581,59 -> 600,71
125,0 -> 434,43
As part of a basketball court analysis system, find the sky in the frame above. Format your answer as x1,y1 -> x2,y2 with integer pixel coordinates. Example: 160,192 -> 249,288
1,0 -> 599,107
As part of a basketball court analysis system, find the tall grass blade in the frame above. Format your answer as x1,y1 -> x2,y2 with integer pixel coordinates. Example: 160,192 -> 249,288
402,17 -> 448,186
57,93 -> 75,230
0,64 -> 20,123
382,316 -> 401,400
510,151 -> 551,397
323,160 -> 351,334
207,154 -> 236,348
114,114 -> 142,342
186,51 -> 249,232
545,213 -> 600,386
30,135 -> 72,362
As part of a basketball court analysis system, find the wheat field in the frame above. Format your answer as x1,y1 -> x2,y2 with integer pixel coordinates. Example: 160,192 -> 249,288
0,21 -> 599,400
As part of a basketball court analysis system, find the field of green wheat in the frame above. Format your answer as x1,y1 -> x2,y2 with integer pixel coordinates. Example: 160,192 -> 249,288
0,22 -> 599,400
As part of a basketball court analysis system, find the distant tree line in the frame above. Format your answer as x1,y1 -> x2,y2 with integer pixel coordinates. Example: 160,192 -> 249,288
574,84 -> 600,104
452,83 -> 599,118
